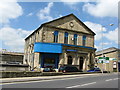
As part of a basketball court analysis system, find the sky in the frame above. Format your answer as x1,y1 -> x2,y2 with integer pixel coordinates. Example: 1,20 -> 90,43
0,0 -> 119,52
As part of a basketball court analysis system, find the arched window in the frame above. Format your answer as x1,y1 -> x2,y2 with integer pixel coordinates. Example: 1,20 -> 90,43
54,31 -> 59,43
64,32 -> 68,44
83,35 -> 86,46
68,56 -> 73,65
74,34 -> 77,45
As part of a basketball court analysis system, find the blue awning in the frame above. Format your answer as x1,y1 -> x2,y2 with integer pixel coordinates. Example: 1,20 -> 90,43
34,42 -> 62,53
34,42 -> 96,53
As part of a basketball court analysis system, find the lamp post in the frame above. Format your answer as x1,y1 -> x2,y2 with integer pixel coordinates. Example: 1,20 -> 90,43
101,23 -> 114,74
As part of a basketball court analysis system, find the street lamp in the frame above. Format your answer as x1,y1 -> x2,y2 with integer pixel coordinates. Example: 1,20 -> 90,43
101,23 -> 114,74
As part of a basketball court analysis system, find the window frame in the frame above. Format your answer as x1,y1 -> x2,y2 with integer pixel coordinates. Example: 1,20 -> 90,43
74,34 -> 77,45
82,35 -> 86,46
53,31 -> 59,43
64,32 -> 69,44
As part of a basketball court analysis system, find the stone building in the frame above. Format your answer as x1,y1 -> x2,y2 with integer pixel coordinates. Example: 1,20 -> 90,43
23,14 -> 96,72
0,50 -> 24,64
0,50 -> 29,71
95,47 -> 120,72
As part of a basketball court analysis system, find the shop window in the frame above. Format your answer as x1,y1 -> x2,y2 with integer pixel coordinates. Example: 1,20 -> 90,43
54,31 -> 59,43
68,56 -> 73,65
64,32 -> 68,44
74,34 -> 77,45
83,35 -> 86,46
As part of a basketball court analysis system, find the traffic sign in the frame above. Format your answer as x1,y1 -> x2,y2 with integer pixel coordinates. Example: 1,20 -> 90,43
98,57 -> 109,63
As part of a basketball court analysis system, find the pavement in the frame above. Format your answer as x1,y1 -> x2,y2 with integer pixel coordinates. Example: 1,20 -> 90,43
1,73 -> 119,88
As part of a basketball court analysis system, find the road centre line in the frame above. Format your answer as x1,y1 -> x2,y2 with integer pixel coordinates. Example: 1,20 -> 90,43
105,79 -> 113,82
113,78 -> 119,80
66,82 -> 96,88
105,78 -> 119,82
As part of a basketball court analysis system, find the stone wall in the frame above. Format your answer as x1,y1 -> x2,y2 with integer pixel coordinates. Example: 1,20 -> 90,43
41,26 -> 94,47
0,64 -> 29,71
0,52 -> 24,64
1,71 -> 63,78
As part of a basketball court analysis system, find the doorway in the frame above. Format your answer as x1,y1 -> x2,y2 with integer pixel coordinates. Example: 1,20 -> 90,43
68,56 -> 73,65
79,57 -> 84,71
40,53 -> 59,69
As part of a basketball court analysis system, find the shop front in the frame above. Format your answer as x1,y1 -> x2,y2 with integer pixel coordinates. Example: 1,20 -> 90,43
34,42 -> 96,71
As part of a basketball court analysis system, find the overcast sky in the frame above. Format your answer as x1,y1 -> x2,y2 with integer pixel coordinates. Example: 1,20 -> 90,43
0,0 -> 119,52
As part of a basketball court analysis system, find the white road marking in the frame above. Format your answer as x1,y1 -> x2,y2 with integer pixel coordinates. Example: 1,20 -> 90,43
105,79 -> 113,82
66,82 -> 96,88
113,78 -> 119,80
105,78 -> 119,82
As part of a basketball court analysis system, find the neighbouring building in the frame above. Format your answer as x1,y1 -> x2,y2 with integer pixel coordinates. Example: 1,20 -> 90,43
95,47 -> 120,72
23,14 -> 96,72
0,49 -> 29,71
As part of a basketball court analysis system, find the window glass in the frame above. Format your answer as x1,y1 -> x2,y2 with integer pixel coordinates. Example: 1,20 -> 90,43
64,32 -> 68,44
83,35 -> 86,46
74,34 -> 77,45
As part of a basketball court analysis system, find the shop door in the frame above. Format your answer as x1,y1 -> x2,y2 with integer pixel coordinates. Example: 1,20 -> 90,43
79,57 -> 84,71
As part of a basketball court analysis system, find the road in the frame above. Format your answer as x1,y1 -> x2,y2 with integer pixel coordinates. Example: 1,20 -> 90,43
1,73 -> 119,88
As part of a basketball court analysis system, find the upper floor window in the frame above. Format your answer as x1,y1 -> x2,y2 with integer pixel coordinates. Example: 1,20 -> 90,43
74,34 -> 77,45
83,35 -> 86,46
54,31 -> 59,43
64,32 -> 68,44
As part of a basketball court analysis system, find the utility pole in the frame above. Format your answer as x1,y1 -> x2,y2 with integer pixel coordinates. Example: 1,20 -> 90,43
101,24 -> 114,74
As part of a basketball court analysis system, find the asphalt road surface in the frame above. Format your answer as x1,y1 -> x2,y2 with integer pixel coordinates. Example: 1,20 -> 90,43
1,73 -> 119,88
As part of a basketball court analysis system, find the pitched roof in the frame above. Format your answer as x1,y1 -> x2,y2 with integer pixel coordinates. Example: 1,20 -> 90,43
96,47 -> 119,55
25,13 -> 96,40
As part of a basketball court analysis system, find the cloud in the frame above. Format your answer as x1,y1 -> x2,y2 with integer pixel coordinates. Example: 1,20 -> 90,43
0,26 -> 33,52
101,42 -> 112,46
61,0 -> 119,17
83,0 -> 118,17
84,21 -> 118,51
61,0 -> 80,5
0,0 -> 23,24
37,2 -> 54,21
84,21 -> 107,40
84,21 -> 118,43
95,42 -> 112,51
104,28 -> 118,44
60,0 -> 91,5
27,13 -> 33,16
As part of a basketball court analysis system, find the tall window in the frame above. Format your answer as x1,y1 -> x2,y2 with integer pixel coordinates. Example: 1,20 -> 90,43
54,31 -> 59,43
74,34 -> 77,45
64,32 -> 68,44
83,35 -> 86,46
68,56 -> 72,65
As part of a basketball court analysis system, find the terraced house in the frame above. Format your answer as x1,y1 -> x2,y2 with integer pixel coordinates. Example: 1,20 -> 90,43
23,14 -> 96,72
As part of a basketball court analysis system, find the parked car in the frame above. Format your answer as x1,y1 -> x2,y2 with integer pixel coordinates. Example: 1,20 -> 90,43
59,66 -> 82,72
87,67 -> 101,72
43,67 -> 56,72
